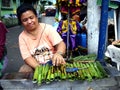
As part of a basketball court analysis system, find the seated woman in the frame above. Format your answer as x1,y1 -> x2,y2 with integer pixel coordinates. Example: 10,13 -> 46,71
16,3 -> 66,73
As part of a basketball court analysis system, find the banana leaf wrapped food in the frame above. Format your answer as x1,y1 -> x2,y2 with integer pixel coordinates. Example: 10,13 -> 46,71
33,57 -> 108,85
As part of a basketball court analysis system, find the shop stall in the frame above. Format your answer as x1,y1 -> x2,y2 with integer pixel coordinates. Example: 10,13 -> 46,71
1,0 -> 120,90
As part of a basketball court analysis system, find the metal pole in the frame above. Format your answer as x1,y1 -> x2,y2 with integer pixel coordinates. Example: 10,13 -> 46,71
118,6 -> 120,40
114,9 -> 118,40
66,7 -> 70,60
97,0 -> 109,66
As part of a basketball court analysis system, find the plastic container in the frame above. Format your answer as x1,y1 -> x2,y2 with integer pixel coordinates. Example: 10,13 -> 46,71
76,33 -> 87,48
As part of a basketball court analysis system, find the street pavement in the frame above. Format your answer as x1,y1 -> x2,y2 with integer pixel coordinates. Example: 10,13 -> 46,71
4,25 -> 24,74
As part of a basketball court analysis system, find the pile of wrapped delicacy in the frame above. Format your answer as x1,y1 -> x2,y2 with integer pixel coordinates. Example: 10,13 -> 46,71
33,54 -> 108,85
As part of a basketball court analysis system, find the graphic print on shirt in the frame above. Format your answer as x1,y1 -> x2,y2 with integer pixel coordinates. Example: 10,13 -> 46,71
31,45 -> 53,64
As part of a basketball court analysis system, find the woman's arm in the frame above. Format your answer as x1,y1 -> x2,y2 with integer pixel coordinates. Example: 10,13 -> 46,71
24,56 -> 39,69
19,35 -> 39,69
56,41 -> 66,56
52,41 -> 66,66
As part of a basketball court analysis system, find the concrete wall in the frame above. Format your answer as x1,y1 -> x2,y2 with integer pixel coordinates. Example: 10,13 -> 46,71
87,0 -> 101,54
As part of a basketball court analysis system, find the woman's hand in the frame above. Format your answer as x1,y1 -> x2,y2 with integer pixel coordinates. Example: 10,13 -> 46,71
52,52 -> 66,66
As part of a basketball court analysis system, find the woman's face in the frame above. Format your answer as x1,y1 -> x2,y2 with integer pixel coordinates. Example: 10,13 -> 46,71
21,10 -> 39,31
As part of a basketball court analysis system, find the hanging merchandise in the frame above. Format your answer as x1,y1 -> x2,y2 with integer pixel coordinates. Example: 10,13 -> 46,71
57,20 -> 81,50
56,0 -> 87,16
56,0 -> 87,58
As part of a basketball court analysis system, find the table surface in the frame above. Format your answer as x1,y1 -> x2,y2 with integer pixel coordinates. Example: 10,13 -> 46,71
0,72 -> 120,90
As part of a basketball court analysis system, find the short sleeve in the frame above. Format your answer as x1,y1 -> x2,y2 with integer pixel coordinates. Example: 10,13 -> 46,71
46,24 -> 63,46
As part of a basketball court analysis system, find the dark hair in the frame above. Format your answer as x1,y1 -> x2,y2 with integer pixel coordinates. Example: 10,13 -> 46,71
17,3 -> 37,25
